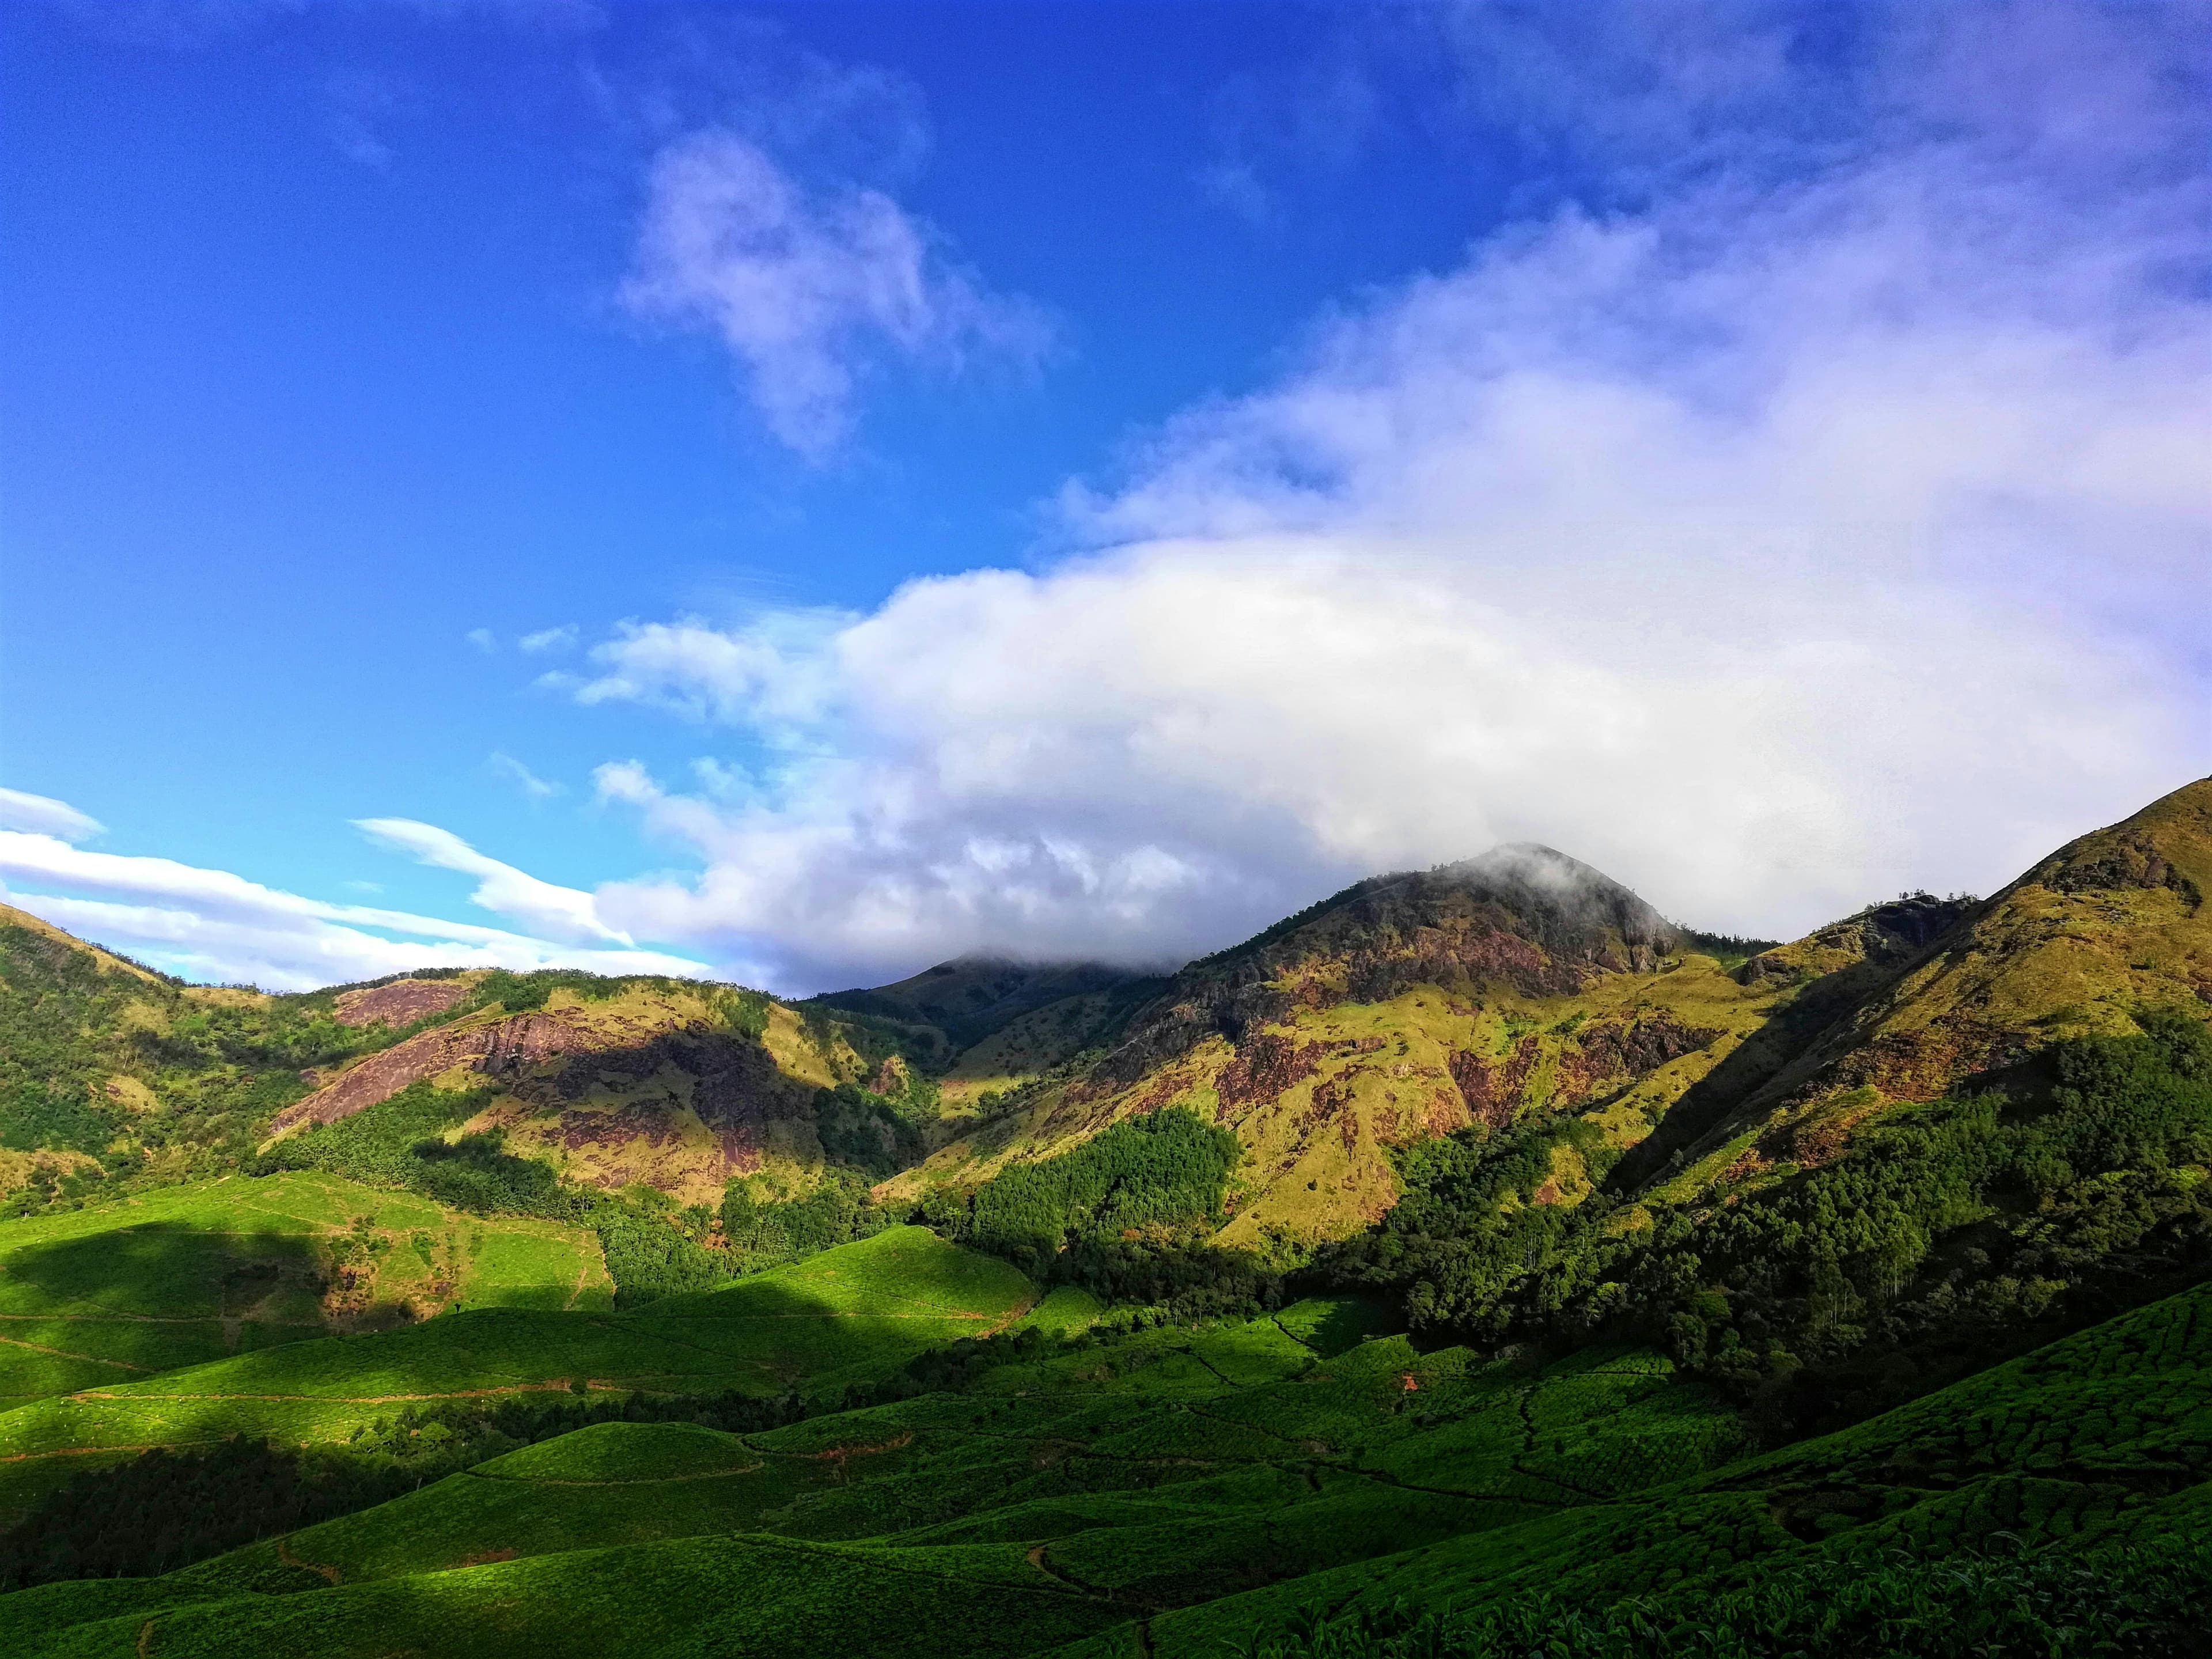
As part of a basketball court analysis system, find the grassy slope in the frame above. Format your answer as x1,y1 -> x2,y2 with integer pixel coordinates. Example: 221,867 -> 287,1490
4,1298 -> 1750,1656
1115,1274 -> 2212,1656
279,987 -> 865,1208
0,1226 -> 1029,1522
0,1172 -> 609,1411
912,955 -> 1798,1244
1653,776 -> 2212,1202
23,1272 -> 2211,1659
9,1268 -> 2209,1657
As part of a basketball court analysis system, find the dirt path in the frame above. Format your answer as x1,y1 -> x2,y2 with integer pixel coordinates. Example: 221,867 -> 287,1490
468,1461 -> 766,1488
0,1334 -> 151,1370
980,1291 -> 1041,1339
275,1533 -> 342,1585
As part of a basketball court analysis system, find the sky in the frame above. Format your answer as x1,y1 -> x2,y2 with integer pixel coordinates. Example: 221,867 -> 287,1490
1,0 -> 2207,995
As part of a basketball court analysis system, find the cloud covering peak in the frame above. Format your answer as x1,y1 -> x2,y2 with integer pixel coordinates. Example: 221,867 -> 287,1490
568,2 -> 2212,991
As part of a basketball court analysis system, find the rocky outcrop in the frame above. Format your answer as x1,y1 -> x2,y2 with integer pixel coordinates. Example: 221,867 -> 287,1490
332,978 -> 471,1029
269,1012 -> 603,1136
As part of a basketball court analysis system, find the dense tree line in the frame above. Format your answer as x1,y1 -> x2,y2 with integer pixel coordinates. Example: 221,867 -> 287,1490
922,1108 -> 1240,1272
0,1384 -> 814,1589
919,1108 -> 1281,1313
1324,1008 -> 2212,1437
719,1166 -> 892,1271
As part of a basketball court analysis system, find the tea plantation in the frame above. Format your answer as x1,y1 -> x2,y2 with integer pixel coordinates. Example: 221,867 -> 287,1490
5,1269 -> 2206,1657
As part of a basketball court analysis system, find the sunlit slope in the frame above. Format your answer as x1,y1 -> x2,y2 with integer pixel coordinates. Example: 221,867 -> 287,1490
7,1302 -> 1752,1656
1108,1275 -> 2212,1658
13,1532 -> 1119,1659
1652,775 -> 2212,1194
17,1274 -> 2208,1657
0,1226 -> 1030,1523
0,1172 -> 609,1410
897,847 -> 1801,1240
269,980 -> 894,1205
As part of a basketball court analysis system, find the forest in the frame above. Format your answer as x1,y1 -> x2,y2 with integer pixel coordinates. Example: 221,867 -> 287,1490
1323,1008 -> 2212,1437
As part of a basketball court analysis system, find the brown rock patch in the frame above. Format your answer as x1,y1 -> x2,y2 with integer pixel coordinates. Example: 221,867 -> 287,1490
333,979 -> 469,1029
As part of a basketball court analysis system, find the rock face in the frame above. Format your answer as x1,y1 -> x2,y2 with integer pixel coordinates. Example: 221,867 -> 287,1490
332,978 -> 470,1029
268,1012 -> 604,1135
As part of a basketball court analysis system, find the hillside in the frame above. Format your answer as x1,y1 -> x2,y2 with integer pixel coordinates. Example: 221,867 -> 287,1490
891,845 -> 1791,1237
5,1275 -> 2206,1656
808,956 -> 1157,1057
896,785 -> 2212,1249
0,908 -> 944,1213
0,782 -> 2208,1654
0,1224 -> 1031,1525
1641,777 -> 2212,1197
0,1171 -> 609,1411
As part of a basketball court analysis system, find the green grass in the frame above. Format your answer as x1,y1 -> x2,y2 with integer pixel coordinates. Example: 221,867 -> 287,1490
0,1225 -> 1030,1521
0,1173 -> 610,1411
8,1277 -> 2212,1658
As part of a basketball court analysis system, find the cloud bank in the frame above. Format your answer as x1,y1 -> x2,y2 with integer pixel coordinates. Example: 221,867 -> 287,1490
0,815 -> 709,992
573,2 -> 2211,992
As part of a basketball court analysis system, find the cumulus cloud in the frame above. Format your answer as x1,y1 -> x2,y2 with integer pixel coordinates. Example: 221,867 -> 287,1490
566,2 -> 2211,993
0,788 -> 106,844
619,130 -> 1053,459
518,625 -> 578,654
0,810 -> 709,992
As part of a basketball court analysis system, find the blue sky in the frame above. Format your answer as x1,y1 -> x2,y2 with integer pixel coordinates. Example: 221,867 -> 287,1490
2,0 -> 2207,993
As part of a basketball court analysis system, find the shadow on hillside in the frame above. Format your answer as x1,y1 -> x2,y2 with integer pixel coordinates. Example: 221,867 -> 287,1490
5,1222 -> 327,1328
1606,964 -> 1886,1192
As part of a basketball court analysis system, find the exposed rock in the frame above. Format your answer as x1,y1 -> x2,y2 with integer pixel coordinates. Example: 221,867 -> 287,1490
332,978 -> 470,1029
267,1012 -> 603,1136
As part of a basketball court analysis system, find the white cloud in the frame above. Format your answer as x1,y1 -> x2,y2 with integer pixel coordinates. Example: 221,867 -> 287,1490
353,818 -> 628,945
518,624 -> 578,654
619,130 -> 1053,459
569,6 -> 2212,993
0,824 -> 709,992
490,752 -> 564,802
0,788 -> 106,844
466,627 -> 497,653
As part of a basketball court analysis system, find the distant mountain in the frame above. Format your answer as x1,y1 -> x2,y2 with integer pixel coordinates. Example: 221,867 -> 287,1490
889,783 -> 2212,1245
4,781 -> 2206,1244
807,955 -> 1157,1055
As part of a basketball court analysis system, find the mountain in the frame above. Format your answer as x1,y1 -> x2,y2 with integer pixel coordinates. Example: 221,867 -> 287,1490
807,955 -> 1156,1055
2,782 -> 2209,1654
1627,775 -> 2212,1192
900,784 -> 2212,1247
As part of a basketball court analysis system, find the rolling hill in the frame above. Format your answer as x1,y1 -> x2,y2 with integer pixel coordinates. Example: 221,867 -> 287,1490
4,1272 -> 2206,1657
0,779 -> 2207,1653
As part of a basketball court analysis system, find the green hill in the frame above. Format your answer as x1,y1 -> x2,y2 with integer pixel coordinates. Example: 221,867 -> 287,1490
0,1171 -> 609,1411
5,1273 -> 2207,1657
0,1225 -> 1029,1525
2,782 -> 2209,1654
